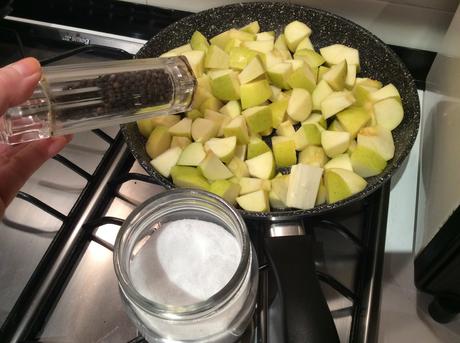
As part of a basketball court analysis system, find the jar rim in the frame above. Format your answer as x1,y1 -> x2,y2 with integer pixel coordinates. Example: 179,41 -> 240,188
113,188 -> 251,319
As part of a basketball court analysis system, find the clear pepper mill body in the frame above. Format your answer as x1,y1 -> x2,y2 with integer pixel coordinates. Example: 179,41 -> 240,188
0,56 -> 196,144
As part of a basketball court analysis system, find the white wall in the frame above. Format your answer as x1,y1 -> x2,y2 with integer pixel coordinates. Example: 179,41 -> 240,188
120,0 -> 458,52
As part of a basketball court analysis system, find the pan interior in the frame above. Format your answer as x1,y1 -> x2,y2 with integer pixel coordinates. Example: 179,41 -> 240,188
121,2 -> 420,219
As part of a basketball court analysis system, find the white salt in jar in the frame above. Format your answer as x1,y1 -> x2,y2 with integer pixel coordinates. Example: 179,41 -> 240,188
114,189 -> 258,343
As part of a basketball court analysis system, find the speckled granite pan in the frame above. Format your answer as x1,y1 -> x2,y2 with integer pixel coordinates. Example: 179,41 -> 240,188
121,2 -> 420,221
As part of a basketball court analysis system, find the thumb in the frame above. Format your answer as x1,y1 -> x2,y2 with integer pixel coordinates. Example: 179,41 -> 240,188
0,57 -> 42,115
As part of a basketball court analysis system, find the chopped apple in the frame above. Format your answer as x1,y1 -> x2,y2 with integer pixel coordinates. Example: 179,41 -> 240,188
269,190 -> 287,209
321,130 -> 351,157
160,43 -> 192,57
328,119 -> 345,132
270,97 -> 289,129
245,151 -> 275,180
272,136 -> 297,167
198,152 -> 233,180
242,40 -> 274,53
191,118 -> 218,142
322,60 -> 347,91
315,178 -> 327,205
286,163 -> 323,209
246,137 -> 269,159
369,83 -> 400,102
345,63 -> 357,89
223,116 -> 250,144
199,96 -> 224,113
269,85 -> 282,102
177,142 -> 206,166
209,69 -> 240,101
204,109 -> 231,136
181,50 -> 205,77
267,62 -> 292,89
227,156 -> 249,178
347,139 -> 358,155
150,147 -> 182,178
190,31 -> 209,52
236,190 -> 269,212
373,98 -> 404,131
170,136 -> 192,149
356,78 -> 382,89
336,107 -> 371,137
259,51 -> 283,69
240,21 -> 260,34
146,126 -> 171,159
321,91 -> 356,119
324,168 -> 366,203
296,36 -> 314,51
224,38 -> 242,53
238,55 -> 265,84
186,109 -> 203,120
191,86 -> 213,109
287,65 -> 316,93
285,59 -> 304,71
293,123 -> 321,150
276,120 -> 296,137
242,105 -> 272,133
210,179 -> 241,205
171,166 -> 210,191
220,100 -> 241,118
324,153 -> 353,171
137,119 -> 155,137
239,177 -> 265,195
319,44 -> 360,67
204,45 -> 229,69
240,79 -> 272,109
150,114 -> 181,128
257,31 -> 275,41
303,113 -> 327,129
312,79 -> 333,111
271,174 -> 290,207
274,33 -> 289,52
229,47 -> 257,70
235,144 -> 247,160
284,20 -> 311,52
350,145 -> 387,177
287,88 -> 312,122
357,125 -> 394,161
204,136 -> 237,163
299,146 -> 329,167
168,117 -> 192,138
294,49 -> 325,69
317,65 -> 329,81
353,84 -> 376,107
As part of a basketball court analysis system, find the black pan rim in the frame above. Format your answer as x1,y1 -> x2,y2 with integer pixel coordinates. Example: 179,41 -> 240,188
121,1 -> 420,220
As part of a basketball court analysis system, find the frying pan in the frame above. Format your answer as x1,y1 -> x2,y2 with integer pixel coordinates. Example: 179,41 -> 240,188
121,2 -> 420,342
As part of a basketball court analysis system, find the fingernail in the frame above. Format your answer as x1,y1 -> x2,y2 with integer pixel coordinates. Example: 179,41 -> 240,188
10,58 -> 41,78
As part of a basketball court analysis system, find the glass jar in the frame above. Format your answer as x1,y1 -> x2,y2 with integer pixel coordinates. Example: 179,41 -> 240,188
113,189 -> 258,343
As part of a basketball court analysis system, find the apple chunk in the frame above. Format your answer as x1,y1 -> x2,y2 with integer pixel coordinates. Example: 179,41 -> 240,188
293,123 -> 321,151
319,44 -> 360,67
210,179 -> 240,205
312,79 -> 333,111
321,91 -> 356,119
350,145 -> 387,177
322,60 -> 347,91
150,147 -> 182,177
205,45 -> 229,69
204,136 -> 237,163
168,117 -> 192,138
286,163 -> 323,209
177,142 -> 206,166
357,125 -> 395,161
373,98 -> 404,131
171,166 -> 210,191
336,107 -> 371,137
287,88 -> 312,122
242,106 -> 272,133
245,151 -> 275,180
198,152 -> 233,180
299,146 -> 329,167
321,130 -> 351,157
236,190 -> 269,212
324,168 -> 367,203
272,136 -> 297,168
223,116 -> 250,144
238,56 -> 265,84
146,126 -> 171,159
284,20 -> 312,52
209,69 -> 241,101
191,118 -> 218,142
324,153 -> 353,171
247,136 -> 271,159
240,79 -> 272,109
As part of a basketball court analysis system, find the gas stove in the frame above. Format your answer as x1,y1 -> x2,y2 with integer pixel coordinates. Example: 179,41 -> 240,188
0,1 -> 435,342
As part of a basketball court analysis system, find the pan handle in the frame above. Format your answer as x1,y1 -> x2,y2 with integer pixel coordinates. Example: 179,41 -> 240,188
264,222 -> 340,343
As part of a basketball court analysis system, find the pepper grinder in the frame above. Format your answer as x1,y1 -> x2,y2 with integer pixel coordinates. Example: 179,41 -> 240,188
0,56 -> 196,144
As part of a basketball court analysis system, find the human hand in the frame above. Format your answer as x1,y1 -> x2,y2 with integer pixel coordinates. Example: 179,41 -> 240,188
0,58 -> 72,218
